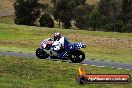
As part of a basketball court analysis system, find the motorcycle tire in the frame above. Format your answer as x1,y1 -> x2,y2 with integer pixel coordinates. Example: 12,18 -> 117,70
69,50 -> 85,63
36,48 -> 49,59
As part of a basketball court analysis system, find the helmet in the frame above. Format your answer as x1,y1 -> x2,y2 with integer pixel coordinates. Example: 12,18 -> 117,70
54,32 -> 61,41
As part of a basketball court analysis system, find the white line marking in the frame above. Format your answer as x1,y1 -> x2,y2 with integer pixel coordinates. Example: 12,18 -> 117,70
82,64 -> 87,66
118,68 -> 122,69
126,69 -> 130,71
56,61 -> 61,63
97,66 -> 105,67
111,67 -> 115,69
91,65 -> 96,66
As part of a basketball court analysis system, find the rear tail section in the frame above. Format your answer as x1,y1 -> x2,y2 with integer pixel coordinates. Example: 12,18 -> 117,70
73,42 -> 86,50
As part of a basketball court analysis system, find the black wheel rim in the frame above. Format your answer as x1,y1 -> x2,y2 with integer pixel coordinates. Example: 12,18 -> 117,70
36,49 -> 44,57
72,54 -> 83,61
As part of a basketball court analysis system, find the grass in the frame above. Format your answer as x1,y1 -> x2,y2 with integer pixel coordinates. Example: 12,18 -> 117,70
0,56 -> 132,88
0,2 -> 2,10
0,23 -> 132,63
0,16 -> 14,24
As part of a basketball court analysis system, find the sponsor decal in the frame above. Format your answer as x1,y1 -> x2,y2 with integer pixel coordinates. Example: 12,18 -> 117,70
77,67 -> 131,84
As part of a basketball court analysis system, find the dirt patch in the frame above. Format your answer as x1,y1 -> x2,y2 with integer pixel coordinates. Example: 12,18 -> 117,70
68,34 -> 132,49
1,33 -> 132,50
0,39 -> 39,48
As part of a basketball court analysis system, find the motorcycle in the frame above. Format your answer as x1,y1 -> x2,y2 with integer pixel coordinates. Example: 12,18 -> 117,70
36,38 -> 86,63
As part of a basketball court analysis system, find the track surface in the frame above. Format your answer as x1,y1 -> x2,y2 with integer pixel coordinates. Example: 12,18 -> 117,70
0,51 -> 132,70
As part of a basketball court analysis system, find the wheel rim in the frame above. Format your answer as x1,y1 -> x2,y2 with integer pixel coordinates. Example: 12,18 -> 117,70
72,54 -> 83,61
37,49 -> 44,57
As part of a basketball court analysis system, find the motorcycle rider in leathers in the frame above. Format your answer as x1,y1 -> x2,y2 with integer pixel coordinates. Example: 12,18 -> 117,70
52,32 -> 72,53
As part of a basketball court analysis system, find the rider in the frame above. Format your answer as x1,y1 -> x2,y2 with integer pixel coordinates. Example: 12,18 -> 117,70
53,32 -> 62,41
52,32 -> 72,52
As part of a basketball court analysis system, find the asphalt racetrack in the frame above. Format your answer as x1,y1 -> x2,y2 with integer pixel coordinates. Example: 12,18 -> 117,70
0,51 -> 132,70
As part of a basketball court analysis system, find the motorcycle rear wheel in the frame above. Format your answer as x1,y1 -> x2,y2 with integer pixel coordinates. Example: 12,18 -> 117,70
70,50 -> 85,63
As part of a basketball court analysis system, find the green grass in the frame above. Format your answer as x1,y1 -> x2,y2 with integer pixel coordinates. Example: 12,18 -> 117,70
0,0 -> 2,10
0,16 -> 14,24
0,23 -> 132,63
0,56 -> 132,88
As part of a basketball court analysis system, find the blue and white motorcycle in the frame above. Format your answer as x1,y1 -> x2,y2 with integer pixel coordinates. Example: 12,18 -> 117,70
36,37 -> 86,63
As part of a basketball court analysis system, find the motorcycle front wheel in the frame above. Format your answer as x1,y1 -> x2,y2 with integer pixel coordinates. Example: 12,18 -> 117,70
36,48 -> 49,59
